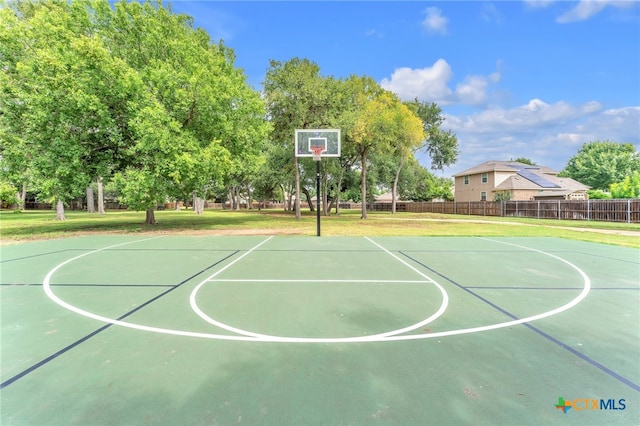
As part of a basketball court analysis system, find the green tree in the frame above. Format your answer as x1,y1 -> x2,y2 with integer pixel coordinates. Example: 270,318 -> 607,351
587,189 -> 612,199
610,171 -> 640,199
397,158 -> 453,201
346,80 -> 411,219
263,58 -> 337,218
1,0 -> 141,219
1,0 -> 267,223
405,100 -> 459,172
369,103 -> 424,213
560,141 -> 640,190
106,0 -> 267,223
513,157 -> 537,166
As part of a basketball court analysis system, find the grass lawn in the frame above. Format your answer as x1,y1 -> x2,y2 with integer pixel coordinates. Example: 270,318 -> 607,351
1,208 -> 639,248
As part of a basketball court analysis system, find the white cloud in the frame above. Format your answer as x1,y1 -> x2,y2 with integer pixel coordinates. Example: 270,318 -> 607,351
445,99 -> 603,133
557,0 -> 609,23
422,7 -> 449,35
455,70 -> 501,105
380,60 -> 502,106
523,0 -> 637,23
434,101 -> 640,176
380,59 -> 453,102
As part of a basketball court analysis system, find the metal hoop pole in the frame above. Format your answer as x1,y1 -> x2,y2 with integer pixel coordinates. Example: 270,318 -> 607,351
316,159 -> 321,236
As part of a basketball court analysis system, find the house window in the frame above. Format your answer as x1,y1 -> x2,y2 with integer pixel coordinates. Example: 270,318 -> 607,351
464,175 -> 469,185
481,191 -> 487,201
481,173 -> 488,183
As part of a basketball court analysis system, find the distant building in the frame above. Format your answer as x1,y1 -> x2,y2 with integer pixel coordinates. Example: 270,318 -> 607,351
374,192 -> 400,202
452,161 -> 590,202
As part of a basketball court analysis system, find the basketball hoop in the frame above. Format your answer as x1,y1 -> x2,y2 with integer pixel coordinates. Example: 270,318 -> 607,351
311,146 -> 324,161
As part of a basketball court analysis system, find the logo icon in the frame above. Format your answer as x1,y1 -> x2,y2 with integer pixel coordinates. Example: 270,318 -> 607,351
555,397 -> 572,414
554,396 -> 626,413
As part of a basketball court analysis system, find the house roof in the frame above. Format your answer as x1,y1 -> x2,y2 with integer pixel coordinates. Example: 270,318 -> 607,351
454,160 -> 590,192
375,192 -> 400,202
494,174 -> 589,191
453,160 -> 556,177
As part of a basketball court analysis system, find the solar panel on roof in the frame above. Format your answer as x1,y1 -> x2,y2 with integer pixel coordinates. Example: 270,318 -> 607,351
516,169 -> 561,188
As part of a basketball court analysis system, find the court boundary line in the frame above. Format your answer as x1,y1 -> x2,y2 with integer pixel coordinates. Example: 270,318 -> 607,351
37,236 -> 592,345
209,279 -> 430,283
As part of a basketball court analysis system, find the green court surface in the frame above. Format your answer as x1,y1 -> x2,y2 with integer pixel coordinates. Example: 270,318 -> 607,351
1,235 -> 638,425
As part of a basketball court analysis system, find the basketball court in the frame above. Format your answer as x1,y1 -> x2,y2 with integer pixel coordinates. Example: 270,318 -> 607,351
1,235 -> 638,425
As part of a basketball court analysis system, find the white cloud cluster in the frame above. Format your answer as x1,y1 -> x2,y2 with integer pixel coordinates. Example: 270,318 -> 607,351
421,7 -> 448,34
380,59 -> 452,102
444,99 -> 603,134
383,2 -> 639,175
436,103 -> 639,175
524,0 -> 638,23
380,59 -> 501,106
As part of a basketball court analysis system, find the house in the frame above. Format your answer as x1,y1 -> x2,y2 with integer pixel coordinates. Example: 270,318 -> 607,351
374,192 -> 400,202
452,161 -> 589,202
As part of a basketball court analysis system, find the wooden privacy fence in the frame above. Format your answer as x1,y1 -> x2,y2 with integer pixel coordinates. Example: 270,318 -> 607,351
368,199 -> 639,223
21,199 -> 639,223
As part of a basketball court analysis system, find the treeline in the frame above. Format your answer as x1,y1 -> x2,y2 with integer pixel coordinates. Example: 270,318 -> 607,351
0,0 -> 458,222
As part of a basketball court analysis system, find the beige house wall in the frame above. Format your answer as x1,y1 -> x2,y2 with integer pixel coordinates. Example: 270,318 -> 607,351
455,172 -> 544,202
454,172 -> 495,202
511,189 -> 537,200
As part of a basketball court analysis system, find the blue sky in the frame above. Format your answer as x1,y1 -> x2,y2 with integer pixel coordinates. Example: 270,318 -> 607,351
166,0 -> 640,177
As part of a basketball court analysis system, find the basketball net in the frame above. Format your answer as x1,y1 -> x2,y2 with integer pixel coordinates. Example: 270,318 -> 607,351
311,147 -> 324,162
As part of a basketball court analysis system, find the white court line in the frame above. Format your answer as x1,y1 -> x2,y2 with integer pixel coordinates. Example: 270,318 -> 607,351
189,236 -> 449,342
42,236 -> 591,344
209,279 -> 429,283
189,236 -> 276,338
379,237 -> 592,341
43,237 -> 270,342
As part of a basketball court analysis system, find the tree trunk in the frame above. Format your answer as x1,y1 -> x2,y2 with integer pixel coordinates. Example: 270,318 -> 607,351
145,208 -> 156,224
333,168 -> 345,215
20,183 -> 26,210
175,199 -> 181,210
294,156 -> 301,219
322,167 -> 329,216
280,184 -> 288,211
392,157 -> 405,215
56,200 -> 66,221
86,186 -> 96,213
302,186 -> 314,211
97,177 -> 105,214
193,195 -> 205,215
361,151 -> 367,219
234,189 -> 240,211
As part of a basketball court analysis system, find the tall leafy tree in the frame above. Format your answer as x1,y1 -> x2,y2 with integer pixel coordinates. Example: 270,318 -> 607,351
2,0 -> 267,223
263,58 -> 334,218
1,0 -> 140,219
404,100 -> 459,172
105,0 -> 267,223
348,87 -> 413,219
560,141 -> 640,190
